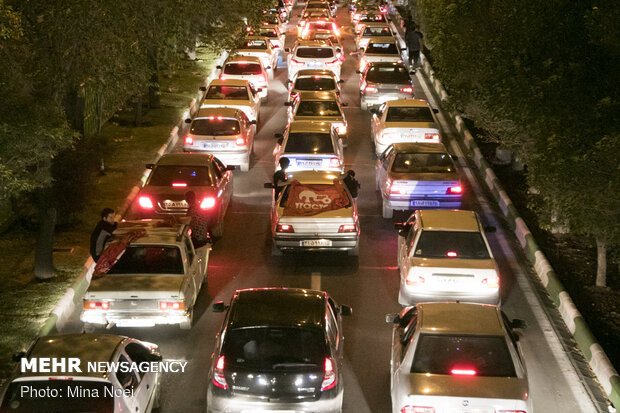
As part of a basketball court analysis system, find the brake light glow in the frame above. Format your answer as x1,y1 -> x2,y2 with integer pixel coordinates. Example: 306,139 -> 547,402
389,184 -> 409,195
235,137 -> 246,146
276,223 -> 295,233
451,368 -> 477,376
172,182 -> 187,188
219,74 -> 227,80
482,275 -> 500,289
424,132 -> 440,141
291,58 -> 303,65
213,355 -> 228,389
447,251 -> 458,257
200,196 -> 216,209
326,59 -> 339,66
83,301 -> 110,310
406,272 -> 425,286
335,125 -> 347,135
401,407 -> 435,413
184,136 -> 193,145
400,86 -> 413,94
364,85 -> 378,93
159,301 -> 186,311
138,196 -> 154,209
446,185 -> 462,194
339,224 -> 356,233
330,157 -> 341,168
320,358 -> 337,391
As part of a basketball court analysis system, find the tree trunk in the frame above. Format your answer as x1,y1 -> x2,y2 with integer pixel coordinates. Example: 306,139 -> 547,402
148,49 -> 160,108
34,206 -> 57,280
134,94 -> 143,126
595,236 -> 607,287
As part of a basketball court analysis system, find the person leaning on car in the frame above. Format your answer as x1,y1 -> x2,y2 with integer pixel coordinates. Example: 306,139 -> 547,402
90,208 -> 117,262
273,157 -> 290,200
185,190 -> 211,247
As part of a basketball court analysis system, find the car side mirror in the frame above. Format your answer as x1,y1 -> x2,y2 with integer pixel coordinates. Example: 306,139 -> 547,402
284,47 -> 291,53
394,222 -> 408,230
145,163 -> 155,169
250,120 -> 257,124
385,313 -> 399,324
12,351 -> 26,362
433,108 -> 439,114
451,155 -> 458,161
216,65 -> 222,70
212,301 -> 228,312
185,118 -> 192,124
359,47 -> 364,51
284,101 -> 294,106
285,79 -> 292,85
485,225 -> 497,233
274,133 -> 283,139
336,47 -> 341,53
339,305 -> 352,316
355,69 -> 361,74
338,79 -> 344,84
199,86 -> 207,92
225,165 -> 236,171
277,137 -> 284,145
264,182 -> 275,189
369,108 -> 378,114
511,319 -> 527,330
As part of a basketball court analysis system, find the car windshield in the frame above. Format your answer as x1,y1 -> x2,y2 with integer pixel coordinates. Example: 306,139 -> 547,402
363,26 -> 391,36
223,327 -> 326,370
294,77 -> 336,91
296,100 -> 341,116
224,63 -> 263,75
411,334 -> 516,377
191,118 -> 240,136
296,47 -> 334,58
0,380 -> 114,412
239,39 -> 268,49
386,106 -> 434,122
365,42 -> 398,54
205,85 -> 248,100
149,165 -> 212,186
414,231 -> 491,259
366,66 -> 410,83
391,152 -> 454,173
285,132 -> 334,154
107,245 -> 184,274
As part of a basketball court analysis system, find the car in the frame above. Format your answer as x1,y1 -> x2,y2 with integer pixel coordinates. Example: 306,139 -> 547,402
217,55 -> 269,100
299,19 -> 341,40
233,36 -> 278,79
253,25 -> 285,51
303,29 -> 344,52
128,153 -> 234,236
286,40 -> 343,82
297,8 -> 333,34
387,302 -> 531,413
359,36 -> 403,71
207,287 -> 352,413
395,209 -> 501,305
285,90 -> 348,143
266,170 -> 360,255
355,21 -> 393,50
288,69 -> 343,101
359,62 -> 414,110
371,99 -> 442,154
273,120 -> 344,173
262,10 -> 287,34
184,108 -> 256,172
199,78 -> 261,123
376,143 -> 462,217
306,0 -> 336,15
81,219 -> 211,329
1,334 -> 162,413
353,9 -> 386,32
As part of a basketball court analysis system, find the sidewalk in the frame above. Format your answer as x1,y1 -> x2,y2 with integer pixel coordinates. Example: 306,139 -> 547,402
0,46 -> 221,386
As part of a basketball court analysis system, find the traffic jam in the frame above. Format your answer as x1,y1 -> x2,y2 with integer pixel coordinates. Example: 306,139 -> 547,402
2,1 -> 598,413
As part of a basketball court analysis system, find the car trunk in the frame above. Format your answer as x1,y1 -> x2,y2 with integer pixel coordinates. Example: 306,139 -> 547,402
407,257 -> 498,291
277,214 -> 355,235
86,274 -> 185,304
142,186 -> 218,213
226,368 -> 324,401
387,172 -> 460,205
381,122 -> 439,142
285,153 -> 339,171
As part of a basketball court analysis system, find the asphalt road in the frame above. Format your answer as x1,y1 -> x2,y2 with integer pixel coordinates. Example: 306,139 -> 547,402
61,4 -> 608,412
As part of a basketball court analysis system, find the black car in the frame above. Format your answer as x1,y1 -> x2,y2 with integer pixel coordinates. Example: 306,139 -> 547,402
207,288 -> 352,413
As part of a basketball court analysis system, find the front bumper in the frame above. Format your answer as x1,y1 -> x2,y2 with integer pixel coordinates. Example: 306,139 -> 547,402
274,234 -> 358,252
81,310 -> 190,328
384,195 -> 462,210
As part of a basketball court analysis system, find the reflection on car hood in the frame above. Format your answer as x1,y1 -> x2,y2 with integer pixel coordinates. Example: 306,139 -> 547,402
409,257 -> 496,270
405,374 -> 528,400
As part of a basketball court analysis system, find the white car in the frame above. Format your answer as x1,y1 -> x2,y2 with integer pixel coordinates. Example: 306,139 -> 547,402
200,78 -> 261,123
273,120 -> 344,173
371,99 -> 441,155
217,55 -> 269,100
255,25 -> 285,52
387,302 -> 531,413
355,21 -> 393,50
359,36 -> 403,71
233,36 -> 278,79
286,40 -> 343,82
395,209 -> 501,305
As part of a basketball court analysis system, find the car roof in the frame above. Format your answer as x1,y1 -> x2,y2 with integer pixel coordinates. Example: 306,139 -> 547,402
23,334 -> 125,378
417,209 -> 481,232
287,170 -> 344,184
295,69 -> 336,78
297,90 -> 339,100
295,39 -> 333,47
208,78 -> 250,87
386,98 -> 430,108
225,55 -> 262,64
390,142 -> 449,153
229,288 -> 326,329
156,152 -> 214,166
418,303 -> 504,336
288,120 -> 333,133
195,107 -> 241,119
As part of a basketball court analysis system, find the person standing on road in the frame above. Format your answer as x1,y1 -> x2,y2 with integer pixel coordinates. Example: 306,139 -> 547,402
90,208 -> 117,262
273,157 -> 290,200
405,23 -> 424,73
338,170 -> 360,198
185,191 -> 211,247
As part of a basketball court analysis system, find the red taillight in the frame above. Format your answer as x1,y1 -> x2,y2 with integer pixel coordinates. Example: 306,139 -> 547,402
447,251 -> 457,257
401,407 -> 435,413
482,275 -> 500,289
450,368 -> 477,376
138,196 -> 154,209
424,132 -> 440,141
325,59 -> 339,66
185,136 -> 193,145
159,301 -> 185,311
406,273 -> 425,286
219,74 -> 227,80
276,223 -> 295,233
320,358 -> 337,391
172,182 -> 187,188
83,301 -> 110,310
329,157 -> 341,168
339,224 -> 356,233
213,355 -> 228,389
389,184 -> 408,195
400,86 -> 413,94
291,58 -> 303,64
364,85 -> 378,93
446,185 -> 462,194
200,197 -> 216,209
235,136 -> 246,146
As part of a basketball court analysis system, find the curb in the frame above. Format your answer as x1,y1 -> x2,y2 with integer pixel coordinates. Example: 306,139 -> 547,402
399,14 -> 619,408
37,51 -> 227,338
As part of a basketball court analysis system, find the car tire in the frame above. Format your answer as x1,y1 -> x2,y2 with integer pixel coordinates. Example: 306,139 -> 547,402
179,307 -> 193,330
271,243 -> 283,256
382,200 -> 393,219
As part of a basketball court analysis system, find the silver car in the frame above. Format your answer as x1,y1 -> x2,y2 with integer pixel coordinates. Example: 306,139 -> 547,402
359,62 -> 414,110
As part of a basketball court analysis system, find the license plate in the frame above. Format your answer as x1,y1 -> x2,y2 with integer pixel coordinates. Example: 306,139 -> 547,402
202,142 -> 229,150
115,319 -> 155,328
300,239 -> 332,247
297,160 -> 322,167
309,62 -> 321,67
410,200 -> 440,207
164,200 -> 188,208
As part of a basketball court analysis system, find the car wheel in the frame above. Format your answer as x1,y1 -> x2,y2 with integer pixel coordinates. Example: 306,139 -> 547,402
271,243 -> 283,256
347,243 -> 359,256
179,307 -> 193,330
382,199 -> 393,219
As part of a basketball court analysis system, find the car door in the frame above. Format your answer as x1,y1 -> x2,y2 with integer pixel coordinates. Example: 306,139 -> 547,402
376,145 -> 392,193
212,158 -> 232,212
398,221 -> 417,277
248,84 -> 261,118
391,307 -> 418,397
124,342 -> 159,413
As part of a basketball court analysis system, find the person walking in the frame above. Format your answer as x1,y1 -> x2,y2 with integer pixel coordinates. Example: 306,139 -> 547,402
339,170 -> 360,198
405,23 -> 424,73
90,208 -> 117,262
185,191 -> 211,247
273,157 -> 290,200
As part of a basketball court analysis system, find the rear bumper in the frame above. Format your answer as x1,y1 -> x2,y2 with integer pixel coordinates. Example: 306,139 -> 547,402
398,286 -> 500,306
274,234 -> 359,251
384,196 -> 462,210
81,310 -> 190,328
207,387 -> 343,413
362,93 -> 410,108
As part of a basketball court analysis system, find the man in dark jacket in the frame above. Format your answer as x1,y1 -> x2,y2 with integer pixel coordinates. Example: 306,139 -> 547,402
405,23 -> 424,73
273,157 -> 290,200
90,208 -> 117,262
185,191 -> 211,247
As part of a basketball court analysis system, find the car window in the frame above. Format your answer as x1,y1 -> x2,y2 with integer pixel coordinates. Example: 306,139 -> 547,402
116,355 -> 140,389
411,334 -> 517,377
191,118 -> 240,136
149,165 -> 212,186
296,100 -> 341,116
405,224 -> 416,251
239,39 -> 268,49
363,26 -> 391,36
205,85 -> 249,100
401,308 -> 418,346
414,230 -> 491,259
125,342 -> 153,379
365,42 -> 398,54
285,132 -> 335,154
259,28 -> 279,38
296,47 -> 335,58
366,66 -> 410,83
391,152 -> 455,174
295,77 -> 336,91
107,246 -> 185,275
184,236 -> 195,264
223,62 -> 263,75
386,107 -> 434,122
212,159 -> 223,180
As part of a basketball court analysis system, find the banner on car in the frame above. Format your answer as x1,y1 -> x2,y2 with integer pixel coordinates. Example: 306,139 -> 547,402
283,180 -> 349,216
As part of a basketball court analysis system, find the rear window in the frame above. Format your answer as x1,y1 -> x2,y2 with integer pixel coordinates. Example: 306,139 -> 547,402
107,246 -> 184,275
363,26 -> 391,36
391,152 -> 454,174
414,231 -> 491,259
386,107 -> 434,122
259,29 -> 279,38
366,66 -> 410,83
223,62 -> 263,75
411,334 -> 516,377
296,100 -> 341,117
285,132 -> 334,154
308,22 -> 334,31
296,47 -> 334,58
191,118 -> 240,136
223,327 -> 326,371
366,42 -> 398,54
294,77 -> 336,91
239,39 -> 268,49
149,165 -> 212,186
205,85 -> 248,100
1,380 -> 113,412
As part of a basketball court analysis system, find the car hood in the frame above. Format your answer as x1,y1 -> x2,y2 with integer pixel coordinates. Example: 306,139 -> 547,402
405,374 -> 528,400
387,171 -> 459,181
409,257 -> 496,270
